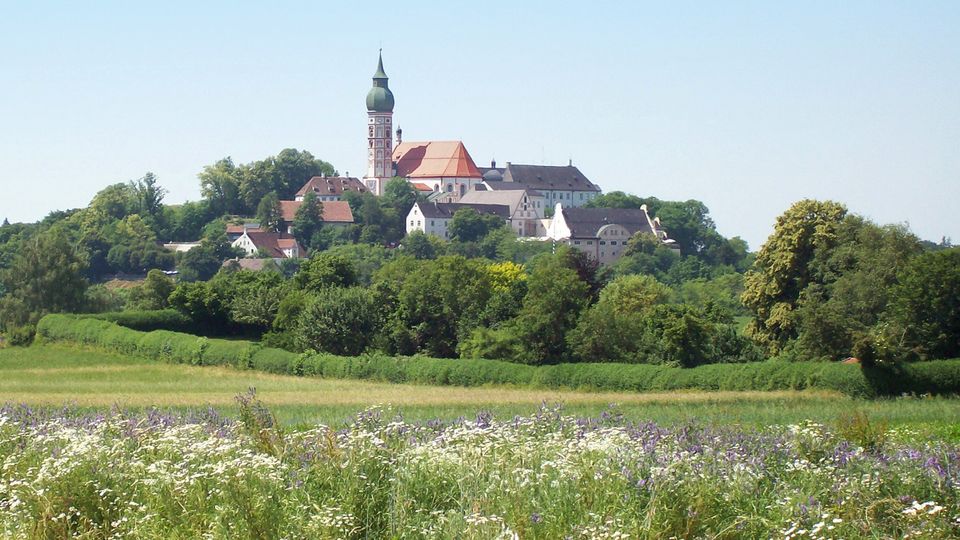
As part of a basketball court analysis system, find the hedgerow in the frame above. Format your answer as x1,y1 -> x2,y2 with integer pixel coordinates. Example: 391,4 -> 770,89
81,310 -> 195,333
35,314 -> 960,398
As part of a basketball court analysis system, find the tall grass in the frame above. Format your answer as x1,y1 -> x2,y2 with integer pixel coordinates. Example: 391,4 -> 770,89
0,397 -> 957,539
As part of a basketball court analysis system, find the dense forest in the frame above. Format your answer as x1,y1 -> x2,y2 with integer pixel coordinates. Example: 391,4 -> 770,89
1,148 -> 957,366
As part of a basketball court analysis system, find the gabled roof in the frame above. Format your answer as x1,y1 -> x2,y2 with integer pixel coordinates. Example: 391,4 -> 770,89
459,190 -> 541,212
560,207 -> 658,238
502,163 -> 601,192
279,200 -> 355,223
295,176 -> 367,198
481,180 -> 544,193
414,201 -> 510,220
410,182 -> 434,192
393,141 -> 482,179
226,224 -> 262,236
241,231 -> 303,258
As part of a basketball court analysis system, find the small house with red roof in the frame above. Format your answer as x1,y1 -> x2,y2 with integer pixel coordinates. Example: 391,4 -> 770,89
278,200 -> 355,235
232,228 -> 304,259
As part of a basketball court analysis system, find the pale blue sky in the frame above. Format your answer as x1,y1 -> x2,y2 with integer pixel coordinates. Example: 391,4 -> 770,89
1,1 -> 957,249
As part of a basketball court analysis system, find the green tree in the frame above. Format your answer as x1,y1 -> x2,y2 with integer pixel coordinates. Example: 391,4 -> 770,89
380,256 -> 492,357
130,172 -> 166,218
227,271 -> 286,330
381,177 -> 420,214
741,199 -> 848,354
295,287 -> 382,355
293,252 -> 358,292
0,229 -> 88,332
255,192 -> 283,233
403,231 -> 440,259
323,243 -> 394,285
198,158 -> 243,216
509,250 -> 591,364
236,149 -> 336,211
449,208 -> 505,243
887,248 -> 960,360
177,230 -> 237,282
272,148 -> 336,199
127,269 -> 176,310
790,219 -> 922,360
104,215 -> 175,273
89,183 -> 137,220
600,274 -> 672,316
292,191 -> 324,249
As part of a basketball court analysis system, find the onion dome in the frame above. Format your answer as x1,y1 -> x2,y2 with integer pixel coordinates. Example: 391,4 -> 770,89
365,51 -> 395,112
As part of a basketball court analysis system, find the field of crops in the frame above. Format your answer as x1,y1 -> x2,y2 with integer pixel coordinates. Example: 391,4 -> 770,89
1,345 -> 960,538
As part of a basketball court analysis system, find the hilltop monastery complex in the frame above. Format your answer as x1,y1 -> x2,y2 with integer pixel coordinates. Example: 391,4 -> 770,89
222,52 -> 677,266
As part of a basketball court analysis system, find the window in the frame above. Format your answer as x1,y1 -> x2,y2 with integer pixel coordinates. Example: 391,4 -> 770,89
587,241 -> 593,245
574,240 -> 581,245
430,220 -> 434,226
417,220 -> 421,227
600,241 -> 606,245
409,220 -> 414,227
580,193 -> 584,200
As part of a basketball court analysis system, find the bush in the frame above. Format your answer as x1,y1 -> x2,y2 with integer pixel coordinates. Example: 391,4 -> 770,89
81,310 -> 195,333
3,325 -> 36,346
34,314 -> 960,398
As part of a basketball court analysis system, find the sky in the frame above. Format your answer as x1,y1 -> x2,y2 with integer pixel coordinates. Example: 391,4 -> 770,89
1,1 -> 957,250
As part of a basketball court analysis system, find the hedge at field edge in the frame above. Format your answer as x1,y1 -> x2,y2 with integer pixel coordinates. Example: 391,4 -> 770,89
35,314 -> 960,398
79,310 -> 195,333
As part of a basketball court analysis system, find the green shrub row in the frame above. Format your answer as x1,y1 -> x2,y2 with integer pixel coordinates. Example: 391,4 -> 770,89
36,314 -> 960,398
80,310 -> 195,333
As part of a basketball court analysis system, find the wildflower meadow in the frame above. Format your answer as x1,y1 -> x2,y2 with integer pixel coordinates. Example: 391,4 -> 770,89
0,393 -> 957,539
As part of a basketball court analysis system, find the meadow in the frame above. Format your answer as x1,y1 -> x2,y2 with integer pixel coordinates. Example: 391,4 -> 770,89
1,345 -> 960,436
2,345 -> 960,538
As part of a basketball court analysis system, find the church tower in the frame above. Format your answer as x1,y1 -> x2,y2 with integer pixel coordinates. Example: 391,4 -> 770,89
363,51 -> 395,196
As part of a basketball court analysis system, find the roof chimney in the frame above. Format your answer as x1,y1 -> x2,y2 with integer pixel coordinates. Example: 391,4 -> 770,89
491,159 -> 496,168
568,159 -> 572,166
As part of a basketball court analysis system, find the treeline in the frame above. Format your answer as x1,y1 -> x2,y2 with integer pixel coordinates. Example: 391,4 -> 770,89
2,145 -> 957,366
741,200 -> 959,362
138,245 -> 754,366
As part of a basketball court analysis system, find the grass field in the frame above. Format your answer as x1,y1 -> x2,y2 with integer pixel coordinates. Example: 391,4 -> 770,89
3,344 -> 960,438
3,344 -> 959,538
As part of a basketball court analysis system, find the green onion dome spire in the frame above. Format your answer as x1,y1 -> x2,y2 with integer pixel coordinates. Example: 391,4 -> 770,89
366,50 -> 395,112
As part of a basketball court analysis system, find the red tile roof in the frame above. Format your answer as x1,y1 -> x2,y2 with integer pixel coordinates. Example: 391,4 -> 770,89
393,141 -> 482,179
226,224 -> 262,234
411,182 -> 434,192
295,176 -> 367,198
242,231 -> 303,258
279,200 -> 354,223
